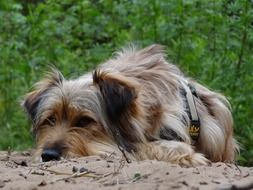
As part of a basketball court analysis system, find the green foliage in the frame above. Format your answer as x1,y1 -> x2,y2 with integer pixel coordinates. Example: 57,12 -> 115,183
0,0 -> 252,166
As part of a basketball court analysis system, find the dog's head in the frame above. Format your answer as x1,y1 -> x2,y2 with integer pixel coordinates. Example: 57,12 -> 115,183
23,69 -> 144,162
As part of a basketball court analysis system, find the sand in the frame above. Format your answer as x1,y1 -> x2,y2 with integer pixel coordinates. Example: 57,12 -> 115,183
0,151 -> 252,190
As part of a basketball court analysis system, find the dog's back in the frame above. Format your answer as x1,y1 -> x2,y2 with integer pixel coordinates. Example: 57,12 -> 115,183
98,44 -> 239,162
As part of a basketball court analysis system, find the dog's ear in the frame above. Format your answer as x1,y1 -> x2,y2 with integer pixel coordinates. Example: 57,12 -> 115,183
22,69 -> 64,122
93,70 -> 137,121
93,70 -> 142,152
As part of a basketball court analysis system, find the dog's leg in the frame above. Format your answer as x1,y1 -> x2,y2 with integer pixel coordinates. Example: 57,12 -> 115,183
135,140 -> 210,167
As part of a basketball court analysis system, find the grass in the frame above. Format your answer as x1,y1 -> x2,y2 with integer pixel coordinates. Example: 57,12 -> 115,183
0,0 -> 252,166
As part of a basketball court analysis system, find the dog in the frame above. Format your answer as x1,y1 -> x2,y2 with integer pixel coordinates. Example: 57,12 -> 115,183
23,45 -> 238,166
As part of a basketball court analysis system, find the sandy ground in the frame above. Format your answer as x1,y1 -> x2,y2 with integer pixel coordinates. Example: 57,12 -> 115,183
0,151 -> 252,190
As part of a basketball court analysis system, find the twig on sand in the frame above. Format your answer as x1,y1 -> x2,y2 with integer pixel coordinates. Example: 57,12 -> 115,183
93,156 -> 128,180
39,168 -> 72,175
37,167 -> 101,184
101,151 -> 116,160
234,163 -> 242,174
114,156 -> 126,174
51,171 -> 99,183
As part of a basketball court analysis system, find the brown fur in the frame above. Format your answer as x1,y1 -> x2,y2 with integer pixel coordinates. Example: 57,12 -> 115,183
23,45 -> 239,166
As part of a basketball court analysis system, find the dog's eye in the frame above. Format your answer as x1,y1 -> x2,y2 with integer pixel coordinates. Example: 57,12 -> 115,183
75,116 -> 94,128
42,116 -> 56,127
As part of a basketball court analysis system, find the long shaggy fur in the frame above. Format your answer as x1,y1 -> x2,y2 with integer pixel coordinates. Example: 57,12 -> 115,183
23,45 -> 239,166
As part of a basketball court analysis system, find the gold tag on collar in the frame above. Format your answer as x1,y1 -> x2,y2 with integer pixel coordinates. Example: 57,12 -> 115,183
189,125 -> 200,139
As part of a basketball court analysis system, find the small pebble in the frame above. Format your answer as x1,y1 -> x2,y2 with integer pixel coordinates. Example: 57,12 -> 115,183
64,179 -> 71,183
72,166 -> 78,173
20,160 -> 28,167
19,172 -> 27,179
179,180 -> 189,186
79,167 -> 88,173
199,181 -> 208,185
14,160 -> 28,167
211,180 -> 220,184
38,180 -> 47,186
3,179 -> 11,183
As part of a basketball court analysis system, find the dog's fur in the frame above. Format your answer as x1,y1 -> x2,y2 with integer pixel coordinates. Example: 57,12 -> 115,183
23,45 -> 238,166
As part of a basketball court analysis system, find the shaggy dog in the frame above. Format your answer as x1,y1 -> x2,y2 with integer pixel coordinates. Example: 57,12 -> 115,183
23,45 -> 238,166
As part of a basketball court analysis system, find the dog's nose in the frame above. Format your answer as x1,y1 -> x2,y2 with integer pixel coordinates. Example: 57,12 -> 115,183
41,148 -> 61,162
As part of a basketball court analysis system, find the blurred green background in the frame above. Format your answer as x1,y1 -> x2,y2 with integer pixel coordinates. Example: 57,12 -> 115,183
0,0 -> 252,166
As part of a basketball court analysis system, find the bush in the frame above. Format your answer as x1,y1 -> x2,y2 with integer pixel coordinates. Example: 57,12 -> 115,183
0,0 -> 252,166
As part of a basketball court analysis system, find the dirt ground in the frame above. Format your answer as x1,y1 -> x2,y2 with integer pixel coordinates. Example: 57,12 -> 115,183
0,151 -> 252,190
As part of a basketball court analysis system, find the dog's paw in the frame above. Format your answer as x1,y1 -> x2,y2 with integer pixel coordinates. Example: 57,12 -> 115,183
141,141 -> 211,167
178,152 -> 211,167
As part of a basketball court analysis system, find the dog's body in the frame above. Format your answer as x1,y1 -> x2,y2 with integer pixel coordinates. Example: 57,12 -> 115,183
23,45 -> 238,166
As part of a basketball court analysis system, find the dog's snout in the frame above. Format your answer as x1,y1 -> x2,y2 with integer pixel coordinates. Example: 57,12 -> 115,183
41,148 -> 61,162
